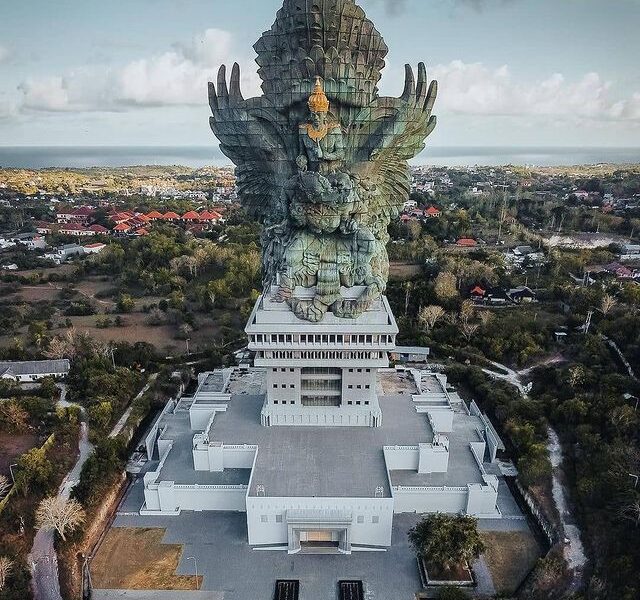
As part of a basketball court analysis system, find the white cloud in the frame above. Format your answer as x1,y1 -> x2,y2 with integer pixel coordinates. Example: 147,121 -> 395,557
432,60 -> 640,122
18,28 -> 260,113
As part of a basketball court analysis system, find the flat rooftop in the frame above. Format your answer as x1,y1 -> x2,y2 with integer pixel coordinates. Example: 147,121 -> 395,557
154,408 -> 251,486
153,370 -> 493,498
208,391 -> 488,498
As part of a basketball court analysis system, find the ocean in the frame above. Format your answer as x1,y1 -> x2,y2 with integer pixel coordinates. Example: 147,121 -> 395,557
0,146 -> 639,169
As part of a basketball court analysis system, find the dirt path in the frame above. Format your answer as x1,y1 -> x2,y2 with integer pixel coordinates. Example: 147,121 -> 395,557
548,427 -> 586,589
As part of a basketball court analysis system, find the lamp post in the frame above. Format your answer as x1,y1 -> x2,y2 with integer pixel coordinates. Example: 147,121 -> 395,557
186,556 -> 198,589
9,463 -> 18,484
186,338 -> 191,356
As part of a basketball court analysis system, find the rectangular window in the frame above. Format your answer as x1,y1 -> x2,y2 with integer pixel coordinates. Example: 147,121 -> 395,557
372,516 -> 379,524
290,384 -> 295,389
276,514 -> 283,523
357,515 -> 364,524
261,515 -> 268,523
273,400 -> 278,404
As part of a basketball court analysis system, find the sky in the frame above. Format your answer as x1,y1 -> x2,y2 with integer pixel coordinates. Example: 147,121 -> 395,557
0,0 -> 639,148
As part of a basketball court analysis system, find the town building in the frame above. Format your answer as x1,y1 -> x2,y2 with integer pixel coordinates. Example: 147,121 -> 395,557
0,359 -> 70,382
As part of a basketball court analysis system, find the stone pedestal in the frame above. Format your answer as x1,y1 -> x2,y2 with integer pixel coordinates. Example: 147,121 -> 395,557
245,287 -> 398,427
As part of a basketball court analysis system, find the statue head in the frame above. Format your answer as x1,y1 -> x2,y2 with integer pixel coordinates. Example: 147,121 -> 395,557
308,77 -> 330,128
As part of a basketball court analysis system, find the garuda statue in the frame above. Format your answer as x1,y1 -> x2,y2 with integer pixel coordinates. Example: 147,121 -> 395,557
209,0 -> 437,323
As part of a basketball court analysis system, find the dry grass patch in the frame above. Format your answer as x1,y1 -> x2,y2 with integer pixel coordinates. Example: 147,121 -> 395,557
91,527 -> 201,590
481,530 -> 542,595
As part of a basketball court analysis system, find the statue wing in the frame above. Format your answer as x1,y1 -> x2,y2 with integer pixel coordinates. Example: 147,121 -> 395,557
347,63 -> 437,220
209,63 -> 294,225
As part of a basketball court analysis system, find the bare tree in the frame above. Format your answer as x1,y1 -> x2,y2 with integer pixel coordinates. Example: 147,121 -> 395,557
478,311 -> 493,327
601,294 -> 617,316
459,299 -> 475,325
36,497 -> 85,542
418,305 -> 446,331
434,272 -> 458,302
0,556 -> 13,590
0,401 -> 29,433
460,322 -> 479,343
0,475 -> 11,499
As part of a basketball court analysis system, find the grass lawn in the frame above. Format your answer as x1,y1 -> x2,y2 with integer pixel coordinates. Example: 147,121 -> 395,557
90,527 -> 201,590
481,530 -> 542,595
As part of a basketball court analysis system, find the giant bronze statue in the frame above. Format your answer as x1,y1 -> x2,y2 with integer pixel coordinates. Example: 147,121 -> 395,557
209,0 -> 437,323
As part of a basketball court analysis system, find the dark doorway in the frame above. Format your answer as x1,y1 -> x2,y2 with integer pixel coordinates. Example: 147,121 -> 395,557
339,580 -> 364,600
274,580 -> 299,600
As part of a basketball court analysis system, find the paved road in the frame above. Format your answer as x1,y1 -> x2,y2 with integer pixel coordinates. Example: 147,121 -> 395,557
29,400 -> 94,600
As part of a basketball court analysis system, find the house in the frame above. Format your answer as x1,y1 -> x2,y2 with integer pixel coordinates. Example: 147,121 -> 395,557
1,263 -> 19,271
44,244 -> 85,264
35,222 -> 56,235
88,224 -> 109,235
0,359 -> 70,382
182,211 -> 201,222
83,242 -> 107,254
424,206 -> 441,218
403,200 -> 417,211
162,212 -> 180,222
56,206 -> 94,224
112,223 -> 132,237
146,210 -> 164,221
10,232 -> 47,250
58,223 -> 96,237
470,285 -> 487,302
456,238 -> 478,248
620,244 -> 640,262
507,286 -> 537,304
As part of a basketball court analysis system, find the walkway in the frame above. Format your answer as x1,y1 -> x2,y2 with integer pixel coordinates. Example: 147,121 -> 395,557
548,427 -> 586,588
29,406 -> 94,600
109,373 -> 158,439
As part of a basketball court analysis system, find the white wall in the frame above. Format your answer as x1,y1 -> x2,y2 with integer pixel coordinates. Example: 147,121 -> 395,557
245,496 -> 394,548
383,446 -> 419,470
393,487 -> 468,514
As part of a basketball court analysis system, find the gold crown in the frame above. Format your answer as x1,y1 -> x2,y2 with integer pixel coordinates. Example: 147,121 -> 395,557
308,77 -> 330,113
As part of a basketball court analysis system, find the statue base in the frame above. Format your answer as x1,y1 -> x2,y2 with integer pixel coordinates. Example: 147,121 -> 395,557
245,287 -> 399,427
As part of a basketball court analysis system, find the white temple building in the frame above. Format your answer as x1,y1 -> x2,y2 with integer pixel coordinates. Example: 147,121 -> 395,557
140,294 -> 507,554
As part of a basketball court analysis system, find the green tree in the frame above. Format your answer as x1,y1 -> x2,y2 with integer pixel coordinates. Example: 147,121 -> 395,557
408,514 -> 485,570
15,446 -> 54,495
116,294 -> 136,313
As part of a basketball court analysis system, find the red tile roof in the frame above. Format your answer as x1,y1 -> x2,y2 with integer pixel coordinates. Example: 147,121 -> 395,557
182,211 -> 201,220
146,210 -> 163,219
113,223 -> 131,232
88,224 -> 109,233
162,212 -> 180,220
471,286 -> 486,296
457,238 -> 478,247
199,210 -> 222,221
425,206 -> 441,215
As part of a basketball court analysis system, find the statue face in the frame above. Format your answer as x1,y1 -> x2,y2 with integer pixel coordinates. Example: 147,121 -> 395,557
311,111 -> 327,128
